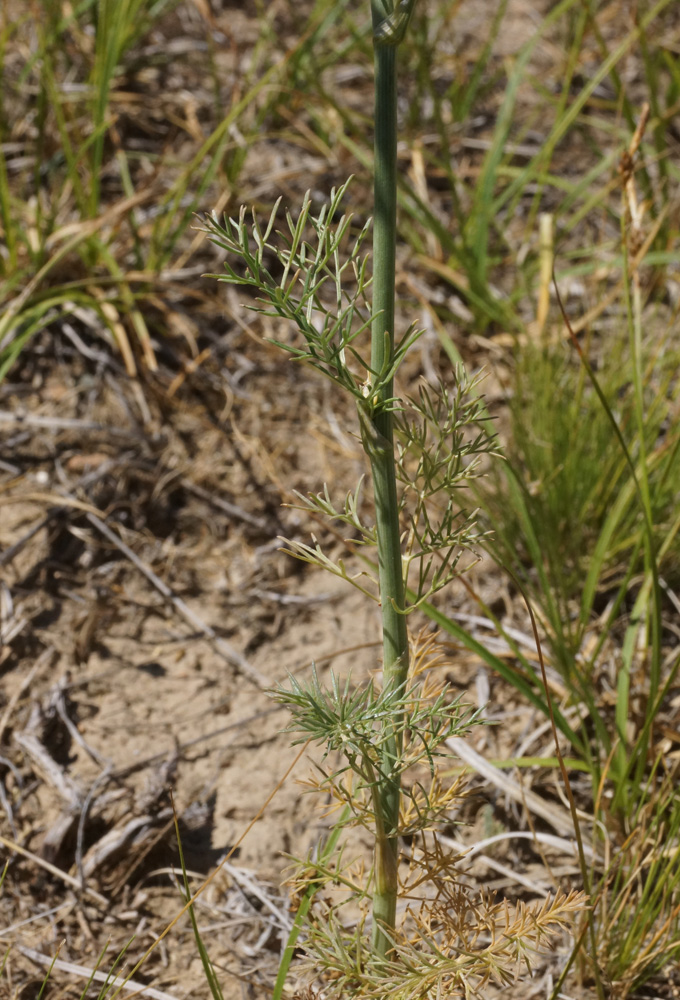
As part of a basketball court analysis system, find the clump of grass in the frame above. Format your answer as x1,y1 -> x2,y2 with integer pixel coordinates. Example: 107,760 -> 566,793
0,0 -> 336,379
593,775 -> 680,998
466,106 -> 680,808
418,59 -> 680,998
482,316 -> 680,673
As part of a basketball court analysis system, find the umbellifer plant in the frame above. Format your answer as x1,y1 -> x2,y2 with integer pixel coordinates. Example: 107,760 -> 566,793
205,1 -> 585,995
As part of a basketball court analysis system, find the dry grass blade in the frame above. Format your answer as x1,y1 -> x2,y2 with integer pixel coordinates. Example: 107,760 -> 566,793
16,943 -> 180,1000
0,834 -> 108,907
446,736 -> 579,839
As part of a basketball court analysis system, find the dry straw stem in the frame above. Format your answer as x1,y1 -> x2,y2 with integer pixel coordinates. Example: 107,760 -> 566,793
0,834 -> 108,908
16,944 -> 180,1000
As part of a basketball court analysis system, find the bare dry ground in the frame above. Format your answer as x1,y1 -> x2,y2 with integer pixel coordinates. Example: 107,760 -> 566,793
0,313 -> 383,994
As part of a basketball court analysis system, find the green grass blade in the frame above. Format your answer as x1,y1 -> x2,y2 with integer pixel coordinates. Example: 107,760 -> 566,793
413,593 -> 584,754
174,811 -> 224,1000
272,808 -> 349,1000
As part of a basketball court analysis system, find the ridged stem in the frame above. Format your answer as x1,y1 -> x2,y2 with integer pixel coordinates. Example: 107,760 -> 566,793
368,10 -> 409,959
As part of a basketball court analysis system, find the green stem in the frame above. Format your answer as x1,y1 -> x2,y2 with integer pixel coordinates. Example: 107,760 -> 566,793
368,2 -> 410,959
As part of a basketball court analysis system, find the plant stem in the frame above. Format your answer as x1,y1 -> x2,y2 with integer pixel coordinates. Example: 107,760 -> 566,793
368,4 -> 410,958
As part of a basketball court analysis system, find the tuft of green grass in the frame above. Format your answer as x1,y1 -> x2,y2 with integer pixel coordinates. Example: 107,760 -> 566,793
481,320 -> 680,677
0,0 -> 344,379
593,777 -> 680,997
415,32 -> 680,989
